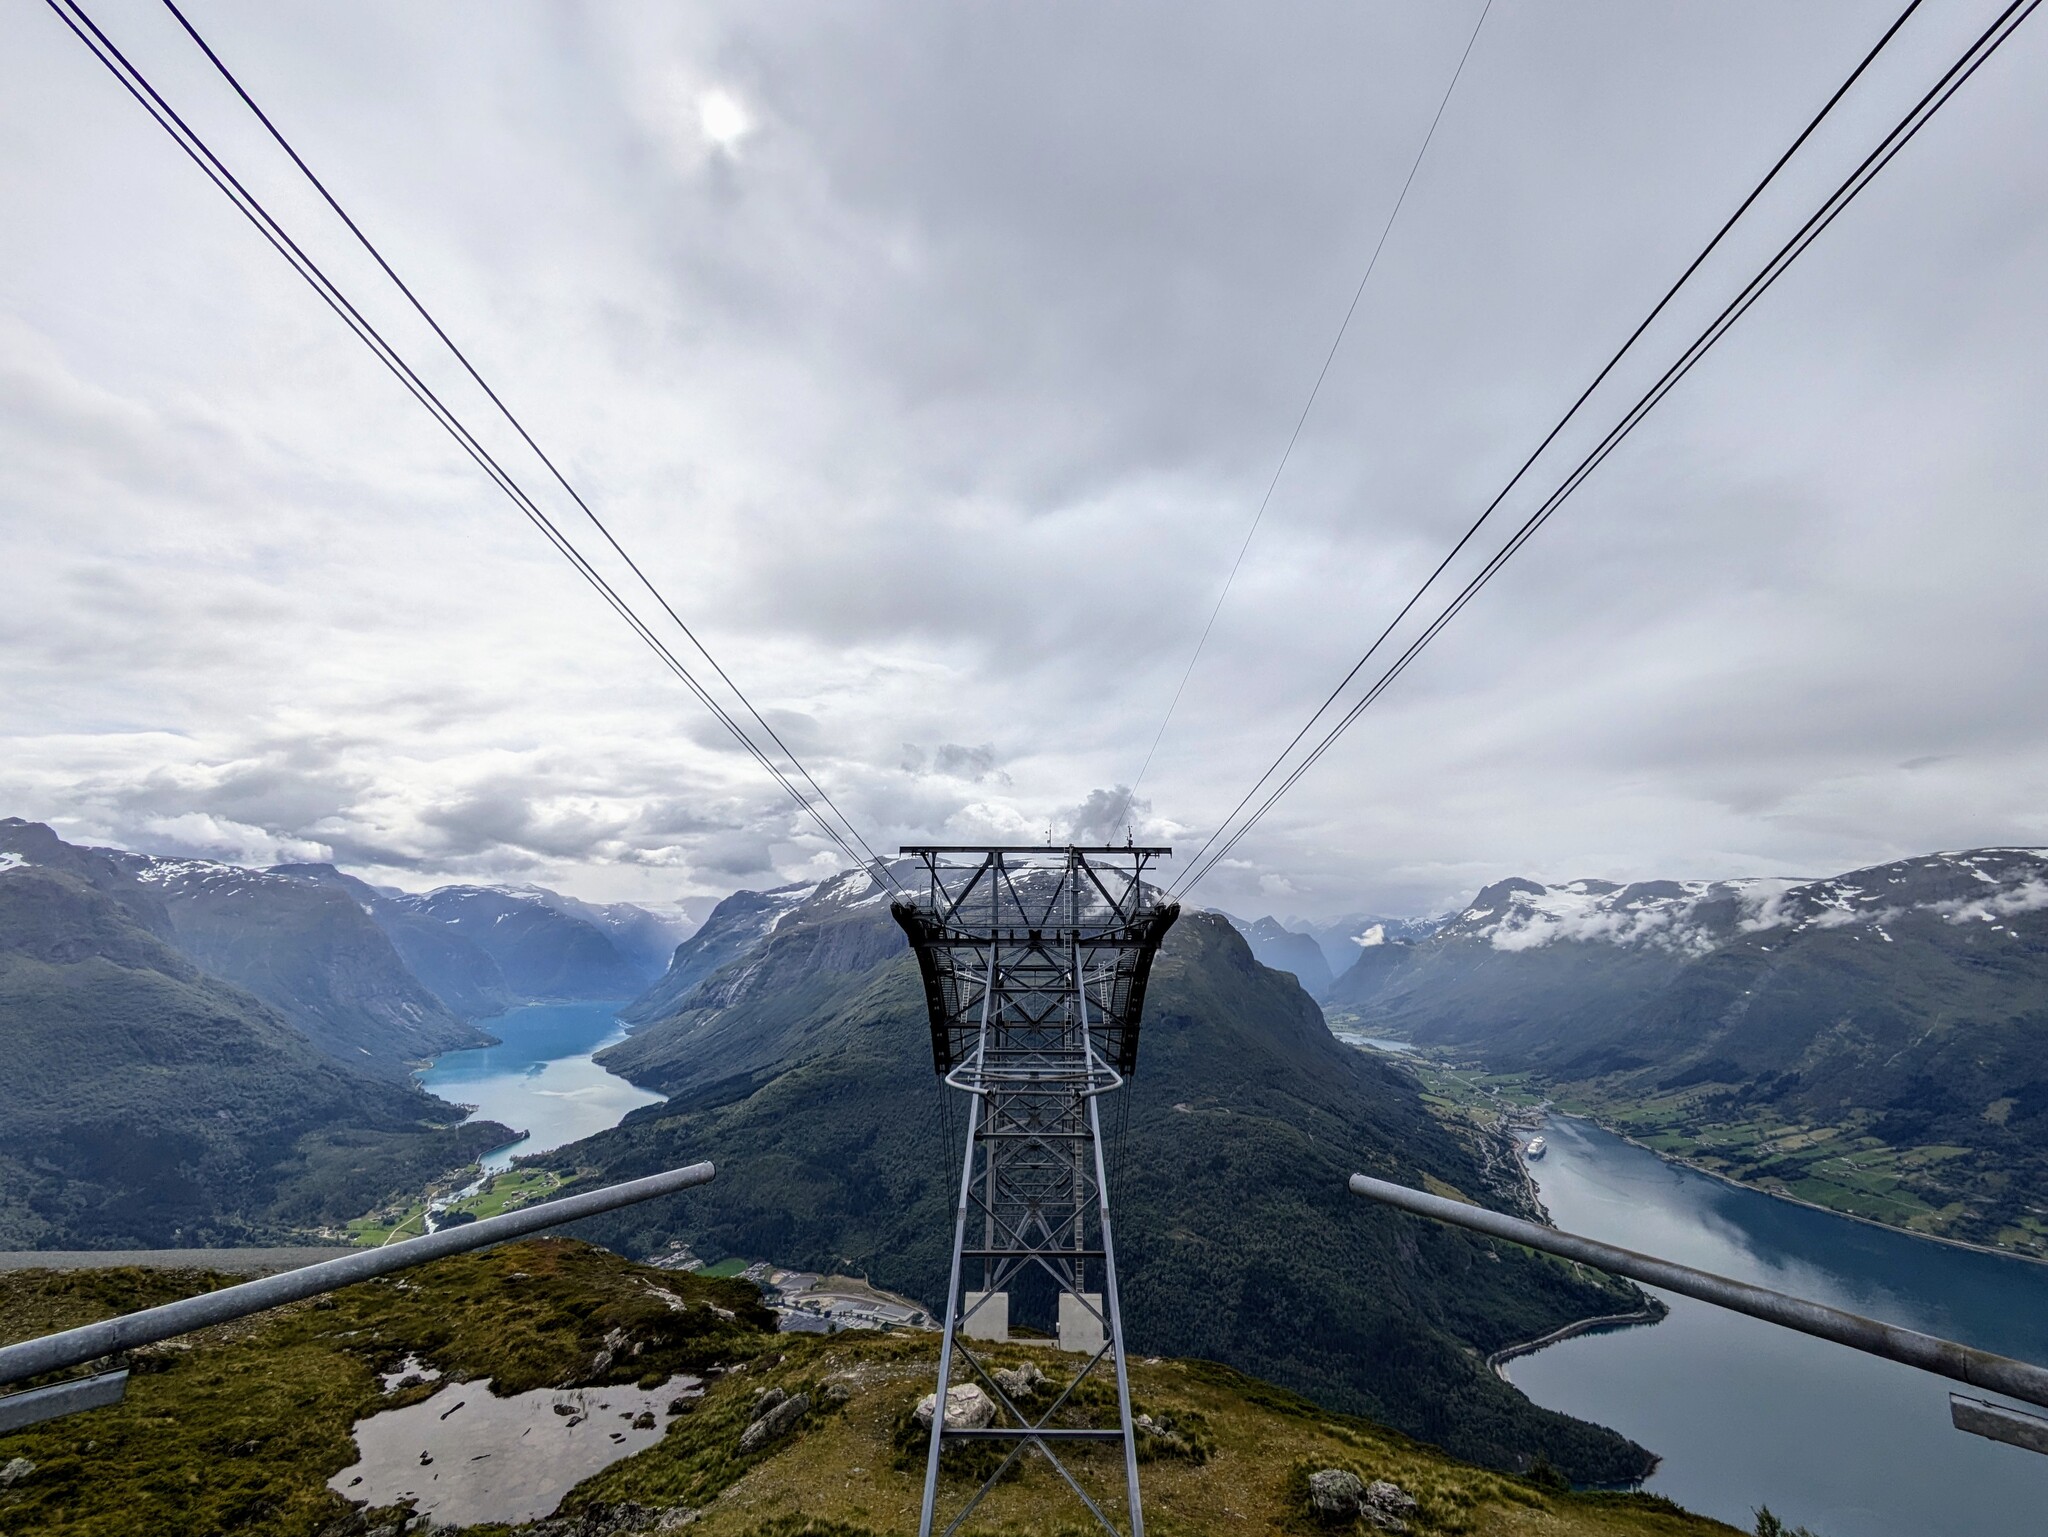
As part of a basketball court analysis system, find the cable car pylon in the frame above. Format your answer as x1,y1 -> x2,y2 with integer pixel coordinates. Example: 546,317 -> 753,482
894,844 -> 1177,1536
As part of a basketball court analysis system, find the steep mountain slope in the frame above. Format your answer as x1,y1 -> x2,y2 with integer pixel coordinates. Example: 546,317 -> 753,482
1296,911 -> 1451,980
513,885 -> 696,979
1333,849 -> 2048,1253
0,862 -> 504,1248
388,886 -> 650,1001
601,870 -> 898,1094
275,863 -> 515,1020
618,881 -> 818,1027
1218,911 -> 1334,995
553,882 -> 1658,1484
125,858 -> 487,1075
1,824 -> 486,1075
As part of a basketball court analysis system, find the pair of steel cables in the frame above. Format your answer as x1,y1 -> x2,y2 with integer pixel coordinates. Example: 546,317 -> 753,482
41,0 -> 903,893
42,2 -> 2042,907
1153,0 -> 2040,899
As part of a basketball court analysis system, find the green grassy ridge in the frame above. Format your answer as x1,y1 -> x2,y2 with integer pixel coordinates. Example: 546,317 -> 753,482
551,911 -> 1659,1484
0,1239 -> 776,1537
0,1244 -> 1739,1537
575,1331 -> 1739,1537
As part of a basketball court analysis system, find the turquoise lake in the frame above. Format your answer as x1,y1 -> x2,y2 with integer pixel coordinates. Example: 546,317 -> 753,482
1508,1115 -> 2048,1536
415,1000 -> 663,1171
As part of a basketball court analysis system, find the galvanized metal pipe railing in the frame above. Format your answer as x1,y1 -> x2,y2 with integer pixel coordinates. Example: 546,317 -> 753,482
1348,1173 -> 2048,1414
0,1161 -> 714,1391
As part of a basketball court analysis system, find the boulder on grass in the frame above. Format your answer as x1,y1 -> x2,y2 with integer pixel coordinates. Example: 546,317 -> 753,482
738,1392 -> 810,1454
1361,1479 -> 1419,1531
914,1383 -> 995,1432
1307,1468 -> 1364,1522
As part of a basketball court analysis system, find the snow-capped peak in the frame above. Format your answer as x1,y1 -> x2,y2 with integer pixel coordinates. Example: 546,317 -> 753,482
1442,849 -> 2048,957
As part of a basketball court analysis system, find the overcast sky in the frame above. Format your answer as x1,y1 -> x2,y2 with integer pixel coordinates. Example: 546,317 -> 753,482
4,0 -> 2045,921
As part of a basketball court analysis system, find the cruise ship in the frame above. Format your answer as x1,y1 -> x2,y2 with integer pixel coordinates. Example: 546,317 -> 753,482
1523,1135 -> 1547,1161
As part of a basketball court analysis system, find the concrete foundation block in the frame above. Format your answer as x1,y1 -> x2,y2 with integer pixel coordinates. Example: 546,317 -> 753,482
1058,1292 -> 1105,1355
962,1290 -> 1008,1343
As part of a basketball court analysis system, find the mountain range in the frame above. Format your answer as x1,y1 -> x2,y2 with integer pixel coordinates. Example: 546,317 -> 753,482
0,819 -> 693,1246
1327,847 -> 2048,1254
547,866 -> 1661,1484
1218,909 -> 1451,999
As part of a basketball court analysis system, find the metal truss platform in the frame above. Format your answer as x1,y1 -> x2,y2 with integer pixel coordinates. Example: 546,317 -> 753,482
893,845 -> 1177,1537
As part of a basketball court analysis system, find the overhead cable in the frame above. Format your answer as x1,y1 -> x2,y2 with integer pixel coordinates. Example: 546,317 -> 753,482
1174,0 -> 1930,892
1176,0 -> 2037,897
153,1 -> 898,892
1110,0 -> 1495,839
44,0 -> 897,886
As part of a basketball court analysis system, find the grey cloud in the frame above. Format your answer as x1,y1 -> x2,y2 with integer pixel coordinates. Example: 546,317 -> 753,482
5,1 -> 2045,920
1059,787 -> 1150,847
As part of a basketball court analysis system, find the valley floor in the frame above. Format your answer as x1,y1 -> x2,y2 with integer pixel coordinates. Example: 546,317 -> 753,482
1359,1040 -> 2048,1263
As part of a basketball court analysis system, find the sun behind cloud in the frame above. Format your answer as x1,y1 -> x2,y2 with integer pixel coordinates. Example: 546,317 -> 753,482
698,88 -> 752,150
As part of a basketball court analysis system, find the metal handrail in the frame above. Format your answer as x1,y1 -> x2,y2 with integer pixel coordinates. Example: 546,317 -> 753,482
1348,1173 -> 2048,1413
0,1161 -> 715,1392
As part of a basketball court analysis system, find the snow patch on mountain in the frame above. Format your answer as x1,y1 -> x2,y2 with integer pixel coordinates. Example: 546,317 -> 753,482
1936,879 -> 2048,926
126,855 -> 298,891
1456,850 -> 2048,957
1471,879 -> 1743,957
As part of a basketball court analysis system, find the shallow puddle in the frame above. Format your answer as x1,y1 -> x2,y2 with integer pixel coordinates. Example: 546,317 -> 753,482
329,1372 -> 701,1526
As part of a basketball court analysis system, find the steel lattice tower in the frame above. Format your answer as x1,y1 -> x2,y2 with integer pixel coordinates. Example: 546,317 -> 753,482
893,845 -> 1177,1537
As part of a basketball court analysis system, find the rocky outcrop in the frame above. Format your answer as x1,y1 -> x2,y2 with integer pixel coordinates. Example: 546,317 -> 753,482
990,1360 -> 1044,1400
914,1382 -> 994,1432
522,1501 -> 700,1535
1306,1469 -> 1420,1530
738,1389 -> 810,1453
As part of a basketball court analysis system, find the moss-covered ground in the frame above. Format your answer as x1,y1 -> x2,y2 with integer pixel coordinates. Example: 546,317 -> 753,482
573,1331 -> 1739,1537
0,1239 -> 774,1537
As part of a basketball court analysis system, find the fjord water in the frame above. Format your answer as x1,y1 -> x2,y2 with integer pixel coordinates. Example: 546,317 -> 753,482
1507,1117 -> 2048,1536
416,1001 -> 662,1170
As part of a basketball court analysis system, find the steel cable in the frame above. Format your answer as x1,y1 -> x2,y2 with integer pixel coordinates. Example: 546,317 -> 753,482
1176,0 -> 2038,896
43,0 -> 895,885
1110,0 -> 1496,839
155,1 -> 900,893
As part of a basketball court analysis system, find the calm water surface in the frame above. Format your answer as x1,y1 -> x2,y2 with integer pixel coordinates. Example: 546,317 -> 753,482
416,1001 -> 662,1170
1508,1116 -> 2048,1536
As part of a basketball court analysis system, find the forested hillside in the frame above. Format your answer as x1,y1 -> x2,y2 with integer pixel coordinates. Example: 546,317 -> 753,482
0,862 -> 503,1247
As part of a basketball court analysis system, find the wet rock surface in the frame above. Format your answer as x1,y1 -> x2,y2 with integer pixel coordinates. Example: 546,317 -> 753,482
522,1500 -> 701,1535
